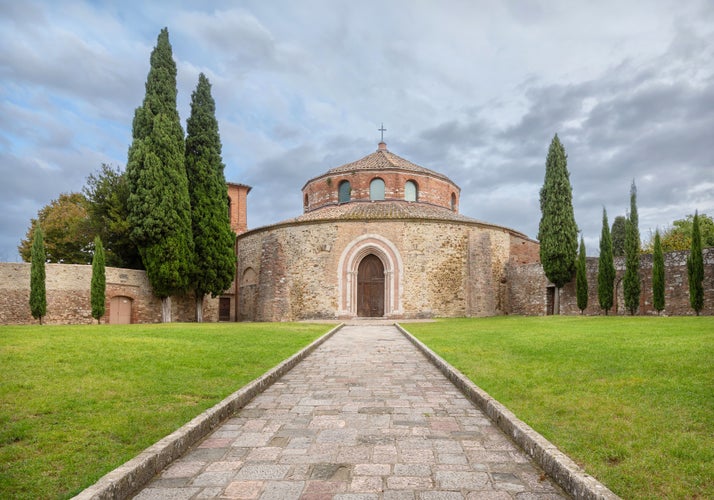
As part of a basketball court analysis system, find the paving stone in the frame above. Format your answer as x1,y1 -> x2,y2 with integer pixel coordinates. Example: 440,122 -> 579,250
133,326 -> 567,499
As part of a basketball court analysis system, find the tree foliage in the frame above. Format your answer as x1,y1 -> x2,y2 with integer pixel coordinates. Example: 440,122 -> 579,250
623,181 -> 641,315
598,208 -> 615,314
91,236 -> 106,323
538,134 -> 578,300
18,193 -> 92,264
687,211 -> 704,315
126,28 -> 194,316
611,215 -> 627,257
576,235 -> 588,313
185,73 -> 236,321
30,226 -> 47,324
84,164 -> 142,269
643,213 -> 714,253
652,229 -> 665,313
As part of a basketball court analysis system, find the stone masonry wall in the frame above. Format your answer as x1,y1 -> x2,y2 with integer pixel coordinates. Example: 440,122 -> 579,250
509,248 -> 714,316
235,219 -> 529,321
0,263 -> 219,325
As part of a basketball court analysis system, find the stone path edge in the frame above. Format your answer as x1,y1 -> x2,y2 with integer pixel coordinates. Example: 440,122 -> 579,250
395,323 -> 621,500
72,323 -> 345,500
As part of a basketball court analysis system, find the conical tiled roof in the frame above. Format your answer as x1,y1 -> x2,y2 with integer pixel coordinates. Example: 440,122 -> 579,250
321,143 -> 456,184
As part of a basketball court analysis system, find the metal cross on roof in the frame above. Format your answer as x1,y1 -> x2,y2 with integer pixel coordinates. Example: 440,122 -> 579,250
378,123 -> 387,142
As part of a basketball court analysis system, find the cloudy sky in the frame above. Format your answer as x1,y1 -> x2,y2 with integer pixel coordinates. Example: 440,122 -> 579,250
1,0 -> 712,261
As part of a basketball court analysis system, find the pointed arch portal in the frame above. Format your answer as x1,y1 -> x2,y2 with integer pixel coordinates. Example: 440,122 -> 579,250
338,234 -> 403,318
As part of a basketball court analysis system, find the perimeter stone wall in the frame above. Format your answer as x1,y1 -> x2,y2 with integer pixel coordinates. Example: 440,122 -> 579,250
509,248 -> 714,316
0,263 -> 219,324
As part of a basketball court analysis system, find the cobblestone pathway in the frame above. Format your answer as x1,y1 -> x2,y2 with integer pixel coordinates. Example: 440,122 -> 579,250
134,325 -> 567,499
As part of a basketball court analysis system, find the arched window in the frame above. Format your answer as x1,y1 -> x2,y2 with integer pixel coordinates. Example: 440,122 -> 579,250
405,181 -> 418,202
338,180 -> 351,203
370,178 -> 385,200
304,193 -> 309,209
450,192 -> 457,211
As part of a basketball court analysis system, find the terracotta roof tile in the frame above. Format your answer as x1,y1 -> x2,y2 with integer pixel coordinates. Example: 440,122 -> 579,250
325,148 -> 456,184
292,200 -> 480,223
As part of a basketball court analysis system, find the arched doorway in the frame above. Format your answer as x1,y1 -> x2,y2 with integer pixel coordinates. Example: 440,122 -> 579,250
357,254 -> 385,317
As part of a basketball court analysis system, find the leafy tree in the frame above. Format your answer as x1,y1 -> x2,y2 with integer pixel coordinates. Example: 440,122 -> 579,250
687,211 -> 704,315
538,134 -> 578,314
91,236 -> 106,323
623,181 -> 641,315
18,193 -> 92,264
126,28 -> 194,322
576,235 -> 588,314
598,208 -> 615,314
652,229 -> 665,314
185,73 -> 236,322
643,213 -> 714,253
611,216 -> 627,257
30,226 -> 47,324
84,164 -> 142,269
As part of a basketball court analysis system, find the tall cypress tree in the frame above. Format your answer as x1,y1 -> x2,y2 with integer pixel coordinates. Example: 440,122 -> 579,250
126,28 -> 194,322
538,134 -> 578,314
185,73 -> 236,322
576,235 -> 588,314
611,216 -> 627,257
623,180 -> 641,315
687,211 -> 704,315
652,229 -> 665,314
598,207 -> 615,315
30,225 -> 47,324
91,235 -> 106,323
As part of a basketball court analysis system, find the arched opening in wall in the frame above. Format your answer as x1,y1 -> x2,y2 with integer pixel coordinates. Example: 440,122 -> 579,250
239,267 -> 258,320
405,180 -> 418,202
357,254 -> 385,317
370,178 -> 385,200
450,192 -> 457,211
337,234 -> 403,318
109,296 -> 133,324
303,193 -> 309,210
227,196 -> 232,218
338,180 -> 351,203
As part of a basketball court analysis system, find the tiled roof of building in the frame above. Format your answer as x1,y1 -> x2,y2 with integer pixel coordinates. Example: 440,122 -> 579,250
323,145 -> 456,184
290,200 -> 479,223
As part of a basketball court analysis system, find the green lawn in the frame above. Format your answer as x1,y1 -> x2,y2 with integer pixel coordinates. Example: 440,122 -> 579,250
0,322 -> 331,500
406,316 -> 714,499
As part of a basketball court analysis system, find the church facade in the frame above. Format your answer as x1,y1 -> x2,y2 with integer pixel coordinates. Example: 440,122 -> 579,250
233,142 -> 540,321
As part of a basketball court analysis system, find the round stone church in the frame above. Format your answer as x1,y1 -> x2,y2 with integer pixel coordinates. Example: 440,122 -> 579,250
234,141 -> 540,321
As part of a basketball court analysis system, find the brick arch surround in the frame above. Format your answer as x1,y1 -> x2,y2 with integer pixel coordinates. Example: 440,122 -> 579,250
337,234 -> 404,318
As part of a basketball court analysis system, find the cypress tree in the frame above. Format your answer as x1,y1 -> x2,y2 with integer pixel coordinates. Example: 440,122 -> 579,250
687,211 -> 704,315
598,207 -> 615,315
91,236 -> 106,323
185,73 -> 236,322
538,134 -> 578,314
611,216 -> 627,257
576,235 -> 588,314
623,180 -> 641,315
652,229 -> 665,314
126,28 -> 194,322
30,225 -> 47,324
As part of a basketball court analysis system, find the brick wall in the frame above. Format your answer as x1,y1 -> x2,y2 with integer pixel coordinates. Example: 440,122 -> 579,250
0,263 -> 220,325
509,248 -> 714,316
303,170 -> 460,213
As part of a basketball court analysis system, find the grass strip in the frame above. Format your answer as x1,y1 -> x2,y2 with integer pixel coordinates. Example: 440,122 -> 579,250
0,322 -> 331,499
406,316 -> 713,500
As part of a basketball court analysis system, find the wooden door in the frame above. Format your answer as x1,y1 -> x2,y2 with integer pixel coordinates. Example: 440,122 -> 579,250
219,297 -> 231,321
109,296 -> 132,324
357,254 -> 385,317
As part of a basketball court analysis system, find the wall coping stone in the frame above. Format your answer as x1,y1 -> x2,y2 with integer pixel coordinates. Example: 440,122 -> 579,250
72,323 -> 344,500
396,323 -> 621,500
